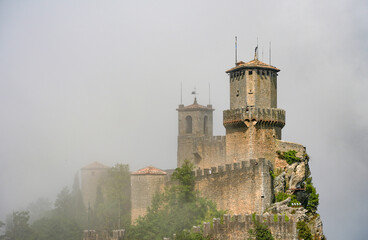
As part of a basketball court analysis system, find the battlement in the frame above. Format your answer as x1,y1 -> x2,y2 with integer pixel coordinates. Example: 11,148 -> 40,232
194,158 -> 273,178
223,107 -> 285,127
191,214 -> 297,240
82,229 -> 125,240
178,135 -> 226,142
194,158 -> 273,215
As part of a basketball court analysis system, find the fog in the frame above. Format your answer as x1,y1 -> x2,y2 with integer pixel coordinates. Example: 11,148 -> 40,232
0,0 -> 367,239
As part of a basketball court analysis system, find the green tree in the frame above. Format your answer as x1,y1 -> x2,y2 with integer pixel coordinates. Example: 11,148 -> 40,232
3,211 -> 33,240
30,186 -> 84,240
31,216 -> 81,240
27,198 -> 52,223
296,221 -> 312,240
93,164 -> 131,231
128,160 -> 225,240
305,178 -> 319,213
248,214 -> 274,240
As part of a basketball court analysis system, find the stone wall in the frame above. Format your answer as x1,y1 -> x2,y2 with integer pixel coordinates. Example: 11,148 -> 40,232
195,159 -> 273,214
229,69 -> 278,110
191,214 -> 297,240
130,174 -> 168,223
177,135 -> 226,169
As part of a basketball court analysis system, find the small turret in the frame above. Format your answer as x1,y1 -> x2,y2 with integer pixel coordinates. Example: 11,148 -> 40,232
226,57 -> 280,110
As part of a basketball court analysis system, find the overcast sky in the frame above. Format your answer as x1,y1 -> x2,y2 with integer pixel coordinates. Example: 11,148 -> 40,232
1,0 -> 367,239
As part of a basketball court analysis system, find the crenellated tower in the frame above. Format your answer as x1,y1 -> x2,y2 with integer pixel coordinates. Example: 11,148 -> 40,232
224,54 -> 285,165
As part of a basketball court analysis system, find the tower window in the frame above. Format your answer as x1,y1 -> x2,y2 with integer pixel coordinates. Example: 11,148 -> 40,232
236,90 -> 239,97
185,116 -> 192,134
249,70 -> 253,75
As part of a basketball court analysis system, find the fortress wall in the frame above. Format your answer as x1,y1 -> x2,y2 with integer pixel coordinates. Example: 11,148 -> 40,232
178,136 -> 226,169
195,159 -> 273,214
130,174 -> 167,224
195,214 -> 297,240
276,140 -> 306,169
196,136 -> 226,169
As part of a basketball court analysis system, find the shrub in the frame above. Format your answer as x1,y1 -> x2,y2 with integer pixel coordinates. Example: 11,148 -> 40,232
248,213 -> 274,240
277,150 -> 301,165
305,178 -> 319,213
275,192 -> 289,202
296,221 -> 312,240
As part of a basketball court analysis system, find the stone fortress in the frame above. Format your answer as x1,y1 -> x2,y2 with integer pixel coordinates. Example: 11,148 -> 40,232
130,52 -> 306,222
82,50 -> 323,239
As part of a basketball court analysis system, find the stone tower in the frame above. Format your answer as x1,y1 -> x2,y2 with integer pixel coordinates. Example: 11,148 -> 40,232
130,166 -> 167,223
224,55 -> 286,165
81,161 -> 109,209
177,98 -> 226,169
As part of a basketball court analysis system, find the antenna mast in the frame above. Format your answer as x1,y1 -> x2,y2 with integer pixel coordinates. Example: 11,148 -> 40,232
209,83 -> 211,104
180,82 -> 183,104
262,47 -> 264,61
235,36 -> 238,65
269,41 -> 272,65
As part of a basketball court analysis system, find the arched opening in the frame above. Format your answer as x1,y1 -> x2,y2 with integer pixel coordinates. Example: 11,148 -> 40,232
185,116 -> 192,134
204,116 -> 208,134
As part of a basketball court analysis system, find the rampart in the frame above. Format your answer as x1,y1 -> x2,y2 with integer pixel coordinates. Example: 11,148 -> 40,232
223,107 -> 285,127
191,214 -> 297,240
195,158 -> 273,214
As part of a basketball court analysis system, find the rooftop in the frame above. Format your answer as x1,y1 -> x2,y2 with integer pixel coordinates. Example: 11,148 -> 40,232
81,161 -> 110,170
131,166 -> 167,175
226,58 -> 280,73
178,98 -> 213,111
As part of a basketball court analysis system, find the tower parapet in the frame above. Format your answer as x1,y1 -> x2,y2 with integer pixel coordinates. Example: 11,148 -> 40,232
223,107 -> 285,128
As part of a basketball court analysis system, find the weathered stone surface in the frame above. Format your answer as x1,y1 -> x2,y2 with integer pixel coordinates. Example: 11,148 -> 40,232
289,161 -> 307,189
274,172 -> 286,194
266,197 -> 308,222
309,214 -> 324,240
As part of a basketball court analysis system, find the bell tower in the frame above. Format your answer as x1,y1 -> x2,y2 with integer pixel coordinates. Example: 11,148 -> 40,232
177,97 -> 215,168
223,53 -> 285,164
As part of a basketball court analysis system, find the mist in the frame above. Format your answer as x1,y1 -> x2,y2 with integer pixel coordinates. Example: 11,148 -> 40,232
0,0 -> 367,239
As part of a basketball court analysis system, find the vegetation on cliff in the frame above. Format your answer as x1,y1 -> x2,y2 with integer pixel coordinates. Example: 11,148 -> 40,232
127,160 -> 225,240
270,150 -> 324,239
248,213 -> 274,240
296,221 -> 312,240
276,150 -> 302,165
